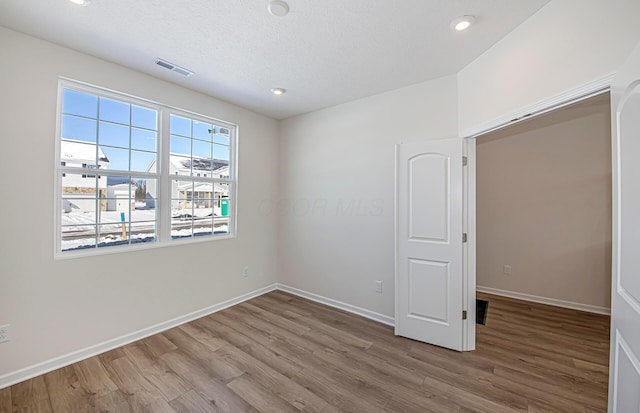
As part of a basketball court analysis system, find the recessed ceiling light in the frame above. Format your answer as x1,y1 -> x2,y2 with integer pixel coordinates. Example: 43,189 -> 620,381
451,15 -> 475,31
69,0 -> 90,5
271,88 -> 286,95
268,1 -> 290,17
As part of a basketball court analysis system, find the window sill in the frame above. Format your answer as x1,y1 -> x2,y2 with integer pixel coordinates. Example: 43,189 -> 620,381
54,233 -> 236,260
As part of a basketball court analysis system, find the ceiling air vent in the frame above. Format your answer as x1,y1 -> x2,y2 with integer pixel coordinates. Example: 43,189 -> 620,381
155,58 -> 194,77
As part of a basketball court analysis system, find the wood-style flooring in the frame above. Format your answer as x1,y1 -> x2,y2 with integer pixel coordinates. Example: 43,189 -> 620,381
1,291 -> 610,412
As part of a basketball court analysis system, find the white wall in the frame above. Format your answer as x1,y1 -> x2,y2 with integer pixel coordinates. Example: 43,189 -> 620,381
0,27 -> 279,379
476,95 -> 612,310
458,0 -> 640,135
278,76 -> 458,318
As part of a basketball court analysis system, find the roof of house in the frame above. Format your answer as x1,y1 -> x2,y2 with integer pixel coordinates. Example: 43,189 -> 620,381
61,140 -> 109,164
169,155 -> 229,172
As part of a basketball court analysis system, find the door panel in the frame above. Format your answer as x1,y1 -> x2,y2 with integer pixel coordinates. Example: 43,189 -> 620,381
409,154 -> 449,241
613,333 -> 640,413
408,259 -> 449,323
396,139 -> 464,351
619,85 -> 640,309
609,40 -> 640,412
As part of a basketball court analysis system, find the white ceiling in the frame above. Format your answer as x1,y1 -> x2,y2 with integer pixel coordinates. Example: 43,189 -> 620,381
0,0 -> 550,120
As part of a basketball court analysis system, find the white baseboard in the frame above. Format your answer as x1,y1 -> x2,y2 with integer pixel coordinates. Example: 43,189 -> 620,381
476,286 -> 611,315
0,283 -> 396,390
0,283 -> 278,390
277,283 -> 395,326
15,283 -> 606,390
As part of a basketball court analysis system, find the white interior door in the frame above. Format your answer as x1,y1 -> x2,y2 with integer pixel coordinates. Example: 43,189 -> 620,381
395,138 -> 464,351
608,40 -> 640,413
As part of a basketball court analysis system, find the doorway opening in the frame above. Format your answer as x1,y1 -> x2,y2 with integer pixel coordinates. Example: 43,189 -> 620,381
474,92 -> 612,315
471,92 -> 612,409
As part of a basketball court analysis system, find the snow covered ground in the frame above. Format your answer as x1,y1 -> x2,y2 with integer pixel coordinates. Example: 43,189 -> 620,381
61,210 -> 157,227
61,208 -> 229,251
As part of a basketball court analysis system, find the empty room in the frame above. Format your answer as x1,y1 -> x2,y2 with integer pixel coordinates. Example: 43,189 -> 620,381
1,1 -> 640,412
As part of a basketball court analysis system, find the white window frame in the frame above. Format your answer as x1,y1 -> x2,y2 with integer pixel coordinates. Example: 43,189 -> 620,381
54,79 -> 238,259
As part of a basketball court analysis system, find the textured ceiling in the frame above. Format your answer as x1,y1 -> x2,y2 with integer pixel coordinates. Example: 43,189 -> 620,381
0,0 -> 550,119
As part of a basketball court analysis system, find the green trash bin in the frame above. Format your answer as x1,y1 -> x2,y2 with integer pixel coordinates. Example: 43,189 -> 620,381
221,199 -> 229,216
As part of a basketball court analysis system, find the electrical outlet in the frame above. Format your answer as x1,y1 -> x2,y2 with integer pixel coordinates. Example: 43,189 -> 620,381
243,266 -> 249,277
375,280 -> 383,293
503,265 -> 512,275
0,325 -> 10,343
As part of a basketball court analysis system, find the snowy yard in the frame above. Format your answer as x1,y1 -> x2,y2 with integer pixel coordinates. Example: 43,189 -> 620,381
61,208 -> 229,251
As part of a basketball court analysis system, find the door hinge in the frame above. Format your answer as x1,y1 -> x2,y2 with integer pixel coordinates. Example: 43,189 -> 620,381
463,310 -> 468,320
462,233 -> 467,243
462,156 -> 468,166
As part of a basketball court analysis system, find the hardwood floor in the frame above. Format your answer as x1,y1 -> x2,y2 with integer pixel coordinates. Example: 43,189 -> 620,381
2,291 -> 610,413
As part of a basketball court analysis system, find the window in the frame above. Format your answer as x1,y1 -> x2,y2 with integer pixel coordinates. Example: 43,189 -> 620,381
56,81 -> 236,255
169,114 -> 232,239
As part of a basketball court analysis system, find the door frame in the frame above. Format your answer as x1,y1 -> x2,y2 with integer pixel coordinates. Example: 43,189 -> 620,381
463,139 -> 476,350
461,73 -> 615,351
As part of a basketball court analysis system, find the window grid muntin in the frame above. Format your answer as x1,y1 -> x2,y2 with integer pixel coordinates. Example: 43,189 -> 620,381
58,170 -> 159,252
61,90 -> 159,175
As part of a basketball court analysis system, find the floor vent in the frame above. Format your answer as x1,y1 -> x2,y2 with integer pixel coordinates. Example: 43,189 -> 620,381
476,299 -> 489,325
